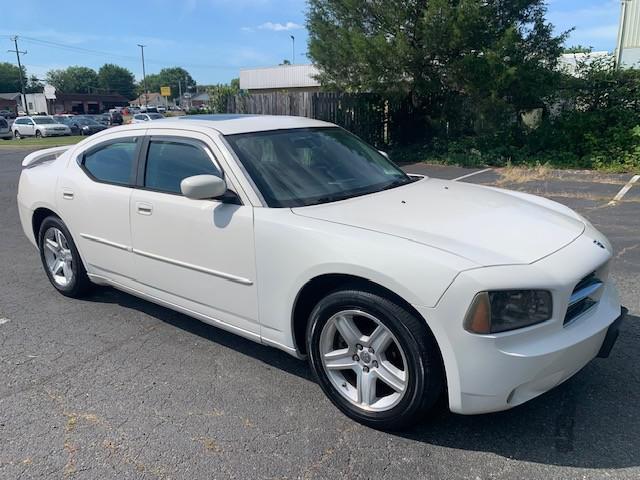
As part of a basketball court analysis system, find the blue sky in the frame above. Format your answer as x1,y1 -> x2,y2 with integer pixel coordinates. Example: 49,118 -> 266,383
0,0 -> 622,85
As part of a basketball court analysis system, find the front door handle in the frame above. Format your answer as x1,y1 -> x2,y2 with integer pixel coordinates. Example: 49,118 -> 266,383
136,202 -> 153,215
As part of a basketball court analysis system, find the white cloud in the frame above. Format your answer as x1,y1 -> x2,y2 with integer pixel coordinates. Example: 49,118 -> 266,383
258,21 -> 303,31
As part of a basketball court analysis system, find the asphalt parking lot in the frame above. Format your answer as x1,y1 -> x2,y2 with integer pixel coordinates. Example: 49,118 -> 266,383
1,147 -> 638,479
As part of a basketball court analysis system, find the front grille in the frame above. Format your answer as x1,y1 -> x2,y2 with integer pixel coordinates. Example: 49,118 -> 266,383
564,272 -> 603,325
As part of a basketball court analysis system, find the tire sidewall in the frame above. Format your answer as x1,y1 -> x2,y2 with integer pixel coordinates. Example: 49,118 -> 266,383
307,290 -> 430,428
38,217 -> 86,296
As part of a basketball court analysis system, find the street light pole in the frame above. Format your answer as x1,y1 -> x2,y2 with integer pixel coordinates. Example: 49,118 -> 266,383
290,35 -> 295,65
137,44 -> 148,108
8,36 -> 28,115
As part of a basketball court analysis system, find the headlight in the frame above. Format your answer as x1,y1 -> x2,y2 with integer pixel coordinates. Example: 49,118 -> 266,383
464,290 -> 553,334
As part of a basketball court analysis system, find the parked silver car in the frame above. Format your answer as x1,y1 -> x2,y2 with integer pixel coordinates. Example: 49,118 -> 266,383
12,116 -> 71,138
0,116 -> 12,140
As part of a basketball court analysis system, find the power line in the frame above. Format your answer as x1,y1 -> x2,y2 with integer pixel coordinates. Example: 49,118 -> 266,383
15,35 -> 248,71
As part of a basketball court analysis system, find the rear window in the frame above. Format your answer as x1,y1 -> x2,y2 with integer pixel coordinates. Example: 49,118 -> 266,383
82,138 -> 138,185
0,118 -> 7,128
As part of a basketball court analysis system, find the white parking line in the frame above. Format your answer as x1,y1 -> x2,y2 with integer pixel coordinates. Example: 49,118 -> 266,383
608,174 -> 640,205
452,168 -> 493,182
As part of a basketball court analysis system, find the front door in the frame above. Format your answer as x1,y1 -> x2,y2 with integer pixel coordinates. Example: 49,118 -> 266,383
129,132 -> 259,336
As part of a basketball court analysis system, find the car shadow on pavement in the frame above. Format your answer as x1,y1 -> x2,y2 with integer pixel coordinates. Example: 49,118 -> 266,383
84,285 -> 314,382
84,286 -> 638,470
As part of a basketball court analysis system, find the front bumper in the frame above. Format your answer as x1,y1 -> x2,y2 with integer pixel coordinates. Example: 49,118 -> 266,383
417,228 -> 624,415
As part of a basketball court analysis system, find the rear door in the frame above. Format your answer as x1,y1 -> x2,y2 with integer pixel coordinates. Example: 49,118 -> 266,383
60,130 -> 144,283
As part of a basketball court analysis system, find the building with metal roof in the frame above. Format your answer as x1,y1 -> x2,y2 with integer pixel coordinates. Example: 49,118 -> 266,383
239,64 -> 321,93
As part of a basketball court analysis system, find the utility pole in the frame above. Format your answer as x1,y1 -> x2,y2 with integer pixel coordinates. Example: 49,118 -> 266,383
8,36 -> 28,115
290,35 -> 295,65
178,79 -> 182,108
137,44 -> 148,107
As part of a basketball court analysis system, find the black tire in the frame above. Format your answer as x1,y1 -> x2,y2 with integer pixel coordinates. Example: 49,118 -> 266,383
14,130 -> 21,139
307,288 -> 444,430
38,216 -> 92,298
35,130 -> 42,138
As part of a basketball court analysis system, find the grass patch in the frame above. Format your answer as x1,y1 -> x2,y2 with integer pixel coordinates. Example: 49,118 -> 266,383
0,136 -> 83,149
495,163 -> 551,185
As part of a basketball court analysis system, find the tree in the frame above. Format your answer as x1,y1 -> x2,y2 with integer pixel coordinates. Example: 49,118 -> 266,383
563,45 -> 593,54
138,67 -> 196,100
98,64 -> 136,99
307,0 -> 567,141
0,62 -> 24,93
206,78 -> 241,113
46,66 -> 99,93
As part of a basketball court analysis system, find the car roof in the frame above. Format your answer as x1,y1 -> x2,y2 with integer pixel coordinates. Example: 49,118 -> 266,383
154,114 -> 335,135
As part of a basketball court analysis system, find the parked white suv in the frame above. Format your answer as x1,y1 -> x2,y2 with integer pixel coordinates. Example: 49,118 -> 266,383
12,116 -> 71,138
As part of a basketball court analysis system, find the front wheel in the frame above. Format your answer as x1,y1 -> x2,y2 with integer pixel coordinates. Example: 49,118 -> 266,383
35,130 -> 42,138
307,288 -> 444,430
14,130 -> 21,139
38,216 -> 92,297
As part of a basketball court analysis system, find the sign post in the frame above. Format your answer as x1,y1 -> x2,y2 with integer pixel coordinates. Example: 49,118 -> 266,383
160,86 -> 171,107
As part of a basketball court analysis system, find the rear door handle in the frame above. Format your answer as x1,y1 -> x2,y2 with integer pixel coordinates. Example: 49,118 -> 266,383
136,202 -> 153,215
62,189 -> 74,200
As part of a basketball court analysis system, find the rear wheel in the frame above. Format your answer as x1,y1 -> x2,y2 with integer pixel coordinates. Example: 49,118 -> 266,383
38,216 -> 92,297
307,288 -> 443,429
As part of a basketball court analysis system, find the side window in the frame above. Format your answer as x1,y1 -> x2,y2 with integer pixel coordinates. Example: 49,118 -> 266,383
82,138 -> 138,186
144,139 -> 221,194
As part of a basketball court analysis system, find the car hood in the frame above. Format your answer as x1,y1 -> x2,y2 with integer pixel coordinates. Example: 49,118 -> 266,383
292,177 -> 585,266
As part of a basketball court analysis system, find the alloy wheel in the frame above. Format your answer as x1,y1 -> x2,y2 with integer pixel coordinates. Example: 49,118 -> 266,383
43,227 -> 74,287
319,309 -> 409,412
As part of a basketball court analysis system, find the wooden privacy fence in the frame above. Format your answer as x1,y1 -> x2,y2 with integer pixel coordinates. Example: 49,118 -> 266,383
225,92 -> 412,147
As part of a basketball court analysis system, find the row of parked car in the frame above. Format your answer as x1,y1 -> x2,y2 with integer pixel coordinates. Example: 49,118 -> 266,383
1,109 -> 168,140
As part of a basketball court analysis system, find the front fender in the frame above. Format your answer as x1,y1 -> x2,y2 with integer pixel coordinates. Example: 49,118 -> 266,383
253,208 -> 476,353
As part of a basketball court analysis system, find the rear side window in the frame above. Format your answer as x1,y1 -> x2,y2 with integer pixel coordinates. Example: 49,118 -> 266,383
83,138 -> 138,185
144,140 -> 221,194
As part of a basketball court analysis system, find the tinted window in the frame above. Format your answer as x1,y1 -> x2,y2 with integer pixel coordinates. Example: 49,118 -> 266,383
144,140 -> 220,194
33,117 -> 55,124
226,127 -> 409,207
134,115 -> 145,120
83,138 -> 138,185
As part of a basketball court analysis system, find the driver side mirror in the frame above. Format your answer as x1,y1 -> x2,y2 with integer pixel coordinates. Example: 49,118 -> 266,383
180,175 -> 227,200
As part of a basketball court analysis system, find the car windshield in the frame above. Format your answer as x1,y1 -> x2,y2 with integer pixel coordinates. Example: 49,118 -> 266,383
33,117 -> 56,125
77,117 -> 100,126
226,127 -> 412,208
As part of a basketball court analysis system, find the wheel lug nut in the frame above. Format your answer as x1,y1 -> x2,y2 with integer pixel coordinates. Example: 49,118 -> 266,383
363,366 -> 370,373
356,344 -> 363,350
372,360 -> 378,368
368,347 -> 374,354
352,355 -> 360,362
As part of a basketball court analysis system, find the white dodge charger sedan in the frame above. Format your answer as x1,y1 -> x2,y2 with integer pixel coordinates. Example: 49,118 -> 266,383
17,115 -> 626,429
